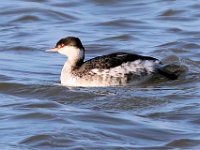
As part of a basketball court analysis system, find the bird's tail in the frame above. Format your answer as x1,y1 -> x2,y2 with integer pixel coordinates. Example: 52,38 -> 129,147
157,68 -> 178,80
156,60 -> 188,80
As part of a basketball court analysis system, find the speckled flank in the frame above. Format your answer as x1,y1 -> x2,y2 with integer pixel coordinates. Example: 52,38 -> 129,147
61,60 -> 160,87
91,60 -> 159,77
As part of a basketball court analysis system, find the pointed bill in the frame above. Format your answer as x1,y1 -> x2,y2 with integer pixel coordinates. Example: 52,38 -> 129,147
46,48 -> 59,52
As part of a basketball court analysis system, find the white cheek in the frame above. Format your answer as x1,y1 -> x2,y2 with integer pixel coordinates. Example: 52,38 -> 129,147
57,46 -> 84,60
58,48 -> 67,55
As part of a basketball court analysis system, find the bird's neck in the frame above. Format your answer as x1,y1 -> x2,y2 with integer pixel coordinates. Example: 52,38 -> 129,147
64,58 -> 84,71
64,47 -> 85,70
60,47 -> 85,84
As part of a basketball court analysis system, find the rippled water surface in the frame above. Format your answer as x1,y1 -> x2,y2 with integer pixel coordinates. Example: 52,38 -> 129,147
1,0 -> 200,149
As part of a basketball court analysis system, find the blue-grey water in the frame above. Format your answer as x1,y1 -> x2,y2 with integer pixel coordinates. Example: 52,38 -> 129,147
0,0 -> 200,149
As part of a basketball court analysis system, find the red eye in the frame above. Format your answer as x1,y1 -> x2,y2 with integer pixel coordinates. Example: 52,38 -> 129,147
60,44 -> 65,48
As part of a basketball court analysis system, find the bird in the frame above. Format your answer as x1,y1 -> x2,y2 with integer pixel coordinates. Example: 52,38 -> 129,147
47,36 -> 177,87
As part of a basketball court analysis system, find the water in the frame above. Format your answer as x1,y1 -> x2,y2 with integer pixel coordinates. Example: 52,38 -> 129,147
0,0 -> 200,149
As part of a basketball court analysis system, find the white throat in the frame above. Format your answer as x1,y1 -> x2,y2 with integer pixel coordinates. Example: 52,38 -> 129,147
58,46 -> 84,61
59,46 -> 85,84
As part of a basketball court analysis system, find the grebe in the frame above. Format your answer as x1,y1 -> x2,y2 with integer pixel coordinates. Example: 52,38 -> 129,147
47,36 -> 177,87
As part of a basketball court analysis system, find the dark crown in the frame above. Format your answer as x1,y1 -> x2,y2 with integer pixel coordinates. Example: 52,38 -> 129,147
56,37 -> 85,50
